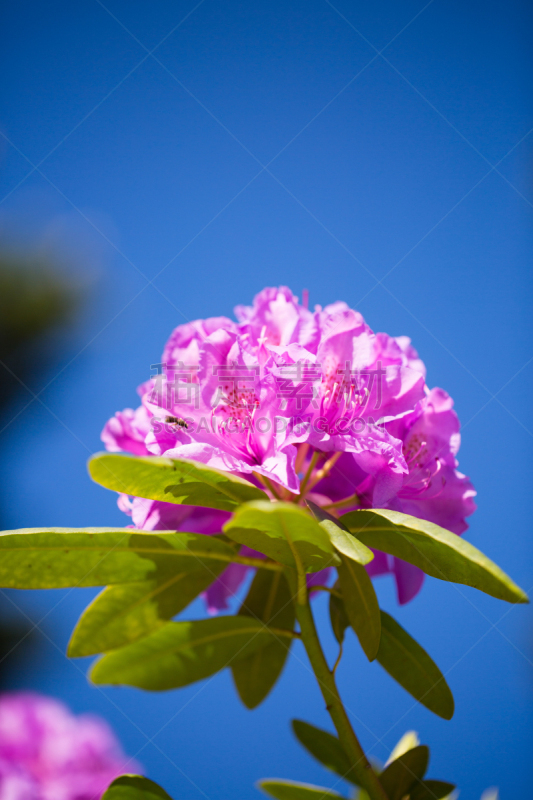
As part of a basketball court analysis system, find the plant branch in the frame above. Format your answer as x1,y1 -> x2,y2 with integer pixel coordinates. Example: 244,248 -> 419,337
294,583 -> 388,800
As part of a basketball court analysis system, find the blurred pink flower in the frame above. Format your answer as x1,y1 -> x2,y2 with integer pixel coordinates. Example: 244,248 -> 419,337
0,693 -> 138,800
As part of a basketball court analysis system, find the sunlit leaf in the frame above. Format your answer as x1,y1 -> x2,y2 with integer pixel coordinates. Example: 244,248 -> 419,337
0,529 -> 236,589
232,570 -> 295,709
337,555 -> 380,661
379,745 -> 429,800
377,612 -> 454,720
341,509 -> 528,604
91,615 -> 294,690
89,452 -> 266,512
385,730 -> 420,766
291,720 -> 357,785
479,790 -> 499,800
102,775 -> 174,800
68,561 -> 225,657
224,502 -> 339,572
306,502 -> 374,565
258,780 -> 344,800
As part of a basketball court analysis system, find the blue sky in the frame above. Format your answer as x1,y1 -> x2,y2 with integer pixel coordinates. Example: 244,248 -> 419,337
0,1 -> 532,797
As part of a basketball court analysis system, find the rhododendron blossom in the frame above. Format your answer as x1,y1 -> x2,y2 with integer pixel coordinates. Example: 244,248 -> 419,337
103,286 -> 475,607
0,693 -> 137,800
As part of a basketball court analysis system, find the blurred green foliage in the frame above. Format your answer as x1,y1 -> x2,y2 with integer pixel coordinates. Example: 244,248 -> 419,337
0,251 -> 78,408
0,249 -> 81,685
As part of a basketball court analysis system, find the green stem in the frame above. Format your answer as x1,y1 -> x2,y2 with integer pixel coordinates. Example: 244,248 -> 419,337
307,584 -> 341,597
323,492 -> 360,511
306,451 -> 342,493
295,586 -> 388,800
255,473 -> 283,500
299,451 -> 321,497
230,556 -> 283,571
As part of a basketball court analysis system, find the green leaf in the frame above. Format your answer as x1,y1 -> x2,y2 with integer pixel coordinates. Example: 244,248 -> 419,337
224,502 -> 339,573
337,555 -> 381,661
89,452 -> 266,512
306,501 -> 374,565
90,615 -> 294,690
291,720 -> 357,785
329,583 -> 349,645
0,529 -> 237,588
377,611 -> 454,720
341,509 -> 528,604
232,570 -> 296,709
68,561 -> 226,657
379,745 -> 429,800
102,775 -> 174,800
409,780 -> 455,800
258,780 -> 344,800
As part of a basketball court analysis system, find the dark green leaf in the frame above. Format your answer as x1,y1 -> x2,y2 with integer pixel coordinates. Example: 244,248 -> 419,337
102,774 -> 174,800
306,501 -> 374,565
379,746 -> 429,800
91,615 -> 294,691
89,452 -> 266,512
258,780 -> 344,800
377,612 -> 454,720
337,555 -> 380,661
292,720 -> 357,785
0,529 -> 237,589
329,583 -> 349,645
341,509 -> 528,604
232,570 -> 295,708
224,502 -> 339,573
68,560 -> 225,657
409,780 -> 455,800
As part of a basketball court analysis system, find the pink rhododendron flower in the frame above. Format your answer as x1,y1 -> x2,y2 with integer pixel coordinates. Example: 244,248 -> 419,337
102,286 -> 475,607
316,387 -> 476,603
235,285 -> 320,352
0,693 -> 138,800
162,316 -> 237,376
101,406 -> 151,456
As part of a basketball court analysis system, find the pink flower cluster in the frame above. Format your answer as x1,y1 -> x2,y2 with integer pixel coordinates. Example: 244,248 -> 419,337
103,287 -> 476,606
0,693 -> 137,800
